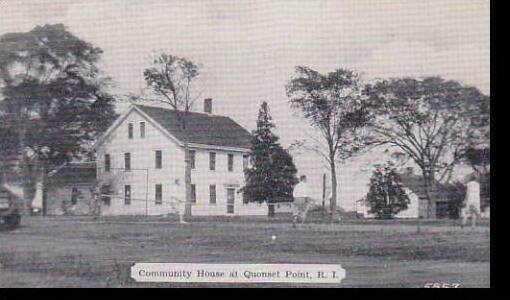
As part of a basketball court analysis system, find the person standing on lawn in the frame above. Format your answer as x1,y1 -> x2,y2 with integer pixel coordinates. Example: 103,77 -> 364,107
292,175 -> 313,227
461,176 -> 481,229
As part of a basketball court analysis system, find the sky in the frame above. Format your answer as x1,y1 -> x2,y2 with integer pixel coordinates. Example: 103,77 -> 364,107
0,0 -> 490,210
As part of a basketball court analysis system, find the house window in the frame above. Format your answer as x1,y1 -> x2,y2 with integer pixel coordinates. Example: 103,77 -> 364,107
140,121 -> 145,138
104,154 -> 111,172
124,153 -> 131,171
228,153 -> 234,172
209,152 -> 216,171
209,185 -> 216,204
189,150 -> 196,169
128,123 -> 133,139
71,187 -> 79,205
155,150 -> 162,169
124,185 -> 131,205
190,184 -> 196,203
155,184 -> 162,205
243,154 -> 249,171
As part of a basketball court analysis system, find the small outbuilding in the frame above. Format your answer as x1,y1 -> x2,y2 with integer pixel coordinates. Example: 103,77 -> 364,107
44,162 -> 97,216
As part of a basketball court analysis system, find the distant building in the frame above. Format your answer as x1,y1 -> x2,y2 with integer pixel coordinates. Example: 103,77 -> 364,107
356,173 -> 462,219
91,100 -> 266,216
274,202 -> 294,214
44,162 -> 96,216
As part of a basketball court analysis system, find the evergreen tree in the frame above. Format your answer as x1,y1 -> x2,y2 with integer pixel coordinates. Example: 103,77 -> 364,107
242,102 -> 298,217
365,162 -> 410,219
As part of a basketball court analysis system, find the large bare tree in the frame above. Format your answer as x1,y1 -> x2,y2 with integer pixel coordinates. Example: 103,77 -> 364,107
286,66 -> 371,222
143,53 -> 201,127
142,53 -> 202,217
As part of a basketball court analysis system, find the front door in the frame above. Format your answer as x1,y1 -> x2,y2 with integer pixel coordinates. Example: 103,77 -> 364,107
227,188 -> 235,214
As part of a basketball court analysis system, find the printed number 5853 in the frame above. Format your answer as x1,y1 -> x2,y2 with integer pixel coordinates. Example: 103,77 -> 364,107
424,283 -> 460,288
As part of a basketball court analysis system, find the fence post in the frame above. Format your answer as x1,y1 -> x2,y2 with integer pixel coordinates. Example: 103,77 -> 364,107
145,168 -> 149,216
322,173 -> 326,219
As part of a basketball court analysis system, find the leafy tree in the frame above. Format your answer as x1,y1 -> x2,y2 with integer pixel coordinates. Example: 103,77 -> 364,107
365,162 -> 410,219
0,24 -> 117,208
286,67 -> 371,222
242,102 -> 298,217
364,77 -> 489,217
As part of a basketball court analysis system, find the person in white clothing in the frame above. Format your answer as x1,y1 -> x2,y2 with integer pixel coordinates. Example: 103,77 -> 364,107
461,178 -> 481,229
293,175 -> 310,199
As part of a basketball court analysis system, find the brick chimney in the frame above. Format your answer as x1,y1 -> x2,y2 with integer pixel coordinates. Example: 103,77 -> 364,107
204,98 -> 212,114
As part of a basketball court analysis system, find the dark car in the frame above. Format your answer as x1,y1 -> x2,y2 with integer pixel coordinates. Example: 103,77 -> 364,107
0,187 -> 21,228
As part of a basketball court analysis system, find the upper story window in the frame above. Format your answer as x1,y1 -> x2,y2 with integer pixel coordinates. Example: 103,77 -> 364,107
140,121 -> 146,138
228,153 -> 234,172
189,150 -> 196,169
124,185 -> 131,205
155,184 -> 162,205
155,150 -> 162,169
104,154 -> 111,172
124,153 -> 131,171
243,154 -> 249,171
209,152 -> 216,171
128,123 -> 134,139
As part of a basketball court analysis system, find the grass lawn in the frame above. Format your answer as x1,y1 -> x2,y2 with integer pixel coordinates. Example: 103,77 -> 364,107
0,215 -> 490,288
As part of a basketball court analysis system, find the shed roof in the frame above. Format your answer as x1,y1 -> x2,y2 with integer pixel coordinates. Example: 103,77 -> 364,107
47,162 -> 96,184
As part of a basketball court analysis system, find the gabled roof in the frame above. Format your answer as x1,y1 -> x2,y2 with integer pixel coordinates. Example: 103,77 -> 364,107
136,105 -> 252,149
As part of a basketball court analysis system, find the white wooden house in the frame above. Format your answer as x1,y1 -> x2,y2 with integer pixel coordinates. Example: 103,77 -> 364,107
92,99 -> 267,216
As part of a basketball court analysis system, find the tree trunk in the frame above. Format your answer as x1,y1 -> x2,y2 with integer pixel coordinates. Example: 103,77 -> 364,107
20,155 -> 31,215
17,110 -> 33,215
422,168 -> 436,219
268,202 -> 275,217
329,159 -> 338,222
322,173 -> 326,218
41,164 -> 47,216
